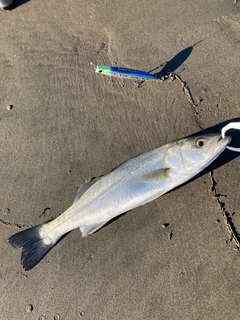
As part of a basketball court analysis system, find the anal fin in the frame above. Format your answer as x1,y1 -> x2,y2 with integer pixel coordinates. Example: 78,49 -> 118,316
80,222 -> 107,237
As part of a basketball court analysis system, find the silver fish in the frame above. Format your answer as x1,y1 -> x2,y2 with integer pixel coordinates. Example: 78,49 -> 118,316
9,133 -> 231,270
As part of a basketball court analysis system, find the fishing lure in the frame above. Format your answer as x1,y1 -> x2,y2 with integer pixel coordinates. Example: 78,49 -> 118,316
91,63 -> 159,81
221,122 -> 240,152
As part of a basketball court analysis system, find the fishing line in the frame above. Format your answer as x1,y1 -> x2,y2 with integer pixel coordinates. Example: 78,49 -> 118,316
221,122 -> 240,152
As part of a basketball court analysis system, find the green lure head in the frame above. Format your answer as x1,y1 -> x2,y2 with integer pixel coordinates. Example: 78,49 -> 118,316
95,65 -> 111,75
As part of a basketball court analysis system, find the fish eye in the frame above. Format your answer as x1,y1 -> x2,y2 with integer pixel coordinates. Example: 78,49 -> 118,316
195,138 -> 205,148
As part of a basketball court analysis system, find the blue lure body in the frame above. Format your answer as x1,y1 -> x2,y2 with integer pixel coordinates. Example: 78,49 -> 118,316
95,65 -> 159,81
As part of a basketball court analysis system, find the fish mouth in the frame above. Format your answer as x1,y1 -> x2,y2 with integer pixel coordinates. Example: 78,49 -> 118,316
211,134 -> 231,160
217,135 -> 231,144
217,134 -> 231,146
200,134 -> 231,172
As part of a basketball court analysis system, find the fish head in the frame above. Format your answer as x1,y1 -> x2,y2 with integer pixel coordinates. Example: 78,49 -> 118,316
165,133 -> 231,174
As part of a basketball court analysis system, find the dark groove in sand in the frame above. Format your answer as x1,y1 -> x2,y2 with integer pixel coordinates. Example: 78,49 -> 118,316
210,170 -> 240,249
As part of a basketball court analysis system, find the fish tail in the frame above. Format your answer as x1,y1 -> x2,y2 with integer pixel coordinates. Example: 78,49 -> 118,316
8,223 -> 57,271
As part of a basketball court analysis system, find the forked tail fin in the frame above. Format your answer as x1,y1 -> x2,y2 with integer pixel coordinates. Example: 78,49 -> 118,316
8,224 -> 55,271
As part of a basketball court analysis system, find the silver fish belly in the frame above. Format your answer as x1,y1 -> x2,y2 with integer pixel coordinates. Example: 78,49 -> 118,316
9,133 -> 231,270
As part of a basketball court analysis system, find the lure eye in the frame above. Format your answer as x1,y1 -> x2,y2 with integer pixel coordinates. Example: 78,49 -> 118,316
195,138 -> 205,148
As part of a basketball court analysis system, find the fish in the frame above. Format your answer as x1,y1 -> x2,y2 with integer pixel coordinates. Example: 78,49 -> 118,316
9,133 -> 231,270
93,64 -> 159,81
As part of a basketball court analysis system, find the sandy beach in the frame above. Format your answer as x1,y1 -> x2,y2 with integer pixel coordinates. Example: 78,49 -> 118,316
1,0 -> 240,319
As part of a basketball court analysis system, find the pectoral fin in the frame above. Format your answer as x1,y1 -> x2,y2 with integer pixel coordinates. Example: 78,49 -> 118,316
138,168 -> 170,182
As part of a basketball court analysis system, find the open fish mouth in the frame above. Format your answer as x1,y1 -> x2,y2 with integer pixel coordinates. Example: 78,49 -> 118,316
217,134 -> 231,145
213,135 -> 232,158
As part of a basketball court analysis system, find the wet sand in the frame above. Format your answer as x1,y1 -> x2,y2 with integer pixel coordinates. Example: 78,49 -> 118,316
1,0 -> 240,319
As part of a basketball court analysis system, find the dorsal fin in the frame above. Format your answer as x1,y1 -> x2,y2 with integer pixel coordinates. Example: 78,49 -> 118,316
73,176 -> 102,204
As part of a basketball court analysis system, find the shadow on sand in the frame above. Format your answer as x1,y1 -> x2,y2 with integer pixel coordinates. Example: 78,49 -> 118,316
4,0 -> 31,10
150,41 -> 202,78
